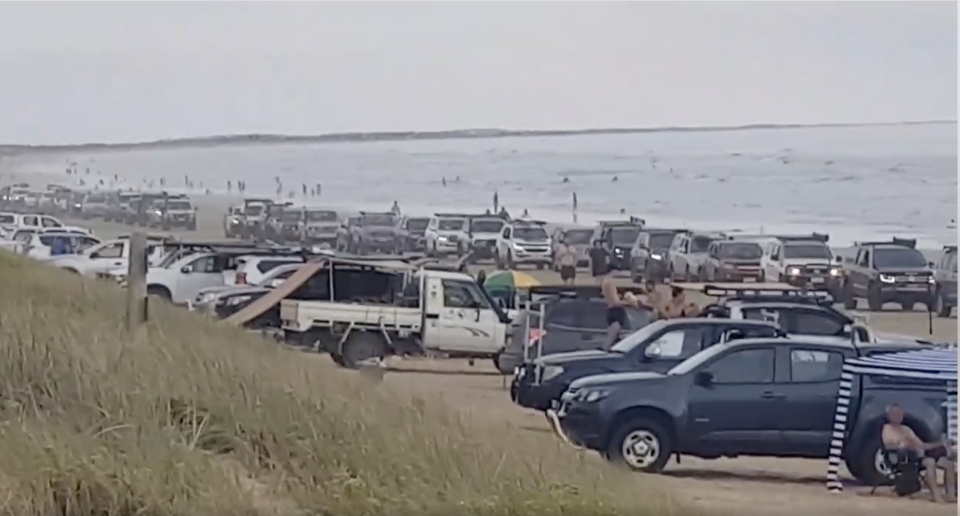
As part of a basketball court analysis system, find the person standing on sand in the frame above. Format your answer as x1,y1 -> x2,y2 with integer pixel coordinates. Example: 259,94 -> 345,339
555,238 -> 578,285
589,240 -> 608,278
302,183 -> 307,196
227,180 -> 232,193
493,191 -> 499,213
602,264 -> 636,350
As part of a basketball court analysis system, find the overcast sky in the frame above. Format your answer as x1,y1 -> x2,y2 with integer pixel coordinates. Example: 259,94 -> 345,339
0,2 -> 956,144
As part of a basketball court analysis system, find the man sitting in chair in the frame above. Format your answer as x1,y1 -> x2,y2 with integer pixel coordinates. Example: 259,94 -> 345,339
881,404 -> 957,502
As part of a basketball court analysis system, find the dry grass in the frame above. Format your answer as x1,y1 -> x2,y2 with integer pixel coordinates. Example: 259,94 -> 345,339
0,251 -> 693,516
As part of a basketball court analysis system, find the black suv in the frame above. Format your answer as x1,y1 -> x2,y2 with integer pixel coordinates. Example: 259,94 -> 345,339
511,318 -> 784,411
840,238 -> 935,311
495,286 -> 656,374
549,337 -> 943,486
933,245 -> 957,317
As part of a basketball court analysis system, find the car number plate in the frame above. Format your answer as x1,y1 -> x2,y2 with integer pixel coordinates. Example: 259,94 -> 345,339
811,277 -> 824,283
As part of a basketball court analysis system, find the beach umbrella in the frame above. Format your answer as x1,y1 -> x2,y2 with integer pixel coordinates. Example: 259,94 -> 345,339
484,270 -> 541,290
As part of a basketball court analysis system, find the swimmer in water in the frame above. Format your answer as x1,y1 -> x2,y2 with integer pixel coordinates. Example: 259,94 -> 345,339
611,175 -> 618,182
442,177 -> 447,187
562,176 -> 569,183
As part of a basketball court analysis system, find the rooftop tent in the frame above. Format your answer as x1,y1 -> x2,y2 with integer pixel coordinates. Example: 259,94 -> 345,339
826,346 -> 958,492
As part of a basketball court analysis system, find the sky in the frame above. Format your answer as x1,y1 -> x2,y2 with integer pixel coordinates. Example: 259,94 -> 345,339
0,2 -> 956,145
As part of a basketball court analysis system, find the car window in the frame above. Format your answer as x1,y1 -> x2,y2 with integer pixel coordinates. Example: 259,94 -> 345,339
859,250 -> 870,267
706,348 -> 775,384
741,307 -> 785,327
40,217 -> 61,228
91,242 -> 123,259
791,309 -> 843,336
646,327 -> 704,359
578,302 -> 610,329
789,349 -> 843,383
441,279 -> 490,309
188,256 -> 217,274
0,214 -> 14,224
255,259 -> 298,273
545,301 -> 581,327
23,216 -> 39,226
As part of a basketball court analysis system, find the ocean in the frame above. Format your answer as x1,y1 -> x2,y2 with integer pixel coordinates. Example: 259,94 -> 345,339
7,122 -> 958,247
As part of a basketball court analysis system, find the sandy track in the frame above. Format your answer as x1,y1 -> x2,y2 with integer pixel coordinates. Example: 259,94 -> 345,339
27,190 -> 960,515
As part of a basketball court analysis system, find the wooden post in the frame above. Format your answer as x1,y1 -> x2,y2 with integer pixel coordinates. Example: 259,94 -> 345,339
126,232 -> 148,329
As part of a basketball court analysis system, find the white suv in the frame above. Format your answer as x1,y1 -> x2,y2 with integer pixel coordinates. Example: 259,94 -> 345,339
495,221 -> 552,269
424,215 -> 470,257
228,255 -> 305,286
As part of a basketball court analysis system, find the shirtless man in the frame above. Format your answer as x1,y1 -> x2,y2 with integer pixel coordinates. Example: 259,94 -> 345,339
662,286 -> 700,319
881,404 -> 957,502
602,264 -> 635,349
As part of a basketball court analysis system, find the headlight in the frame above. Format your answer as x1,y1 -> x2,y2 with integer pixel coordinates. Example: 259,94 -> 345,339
541,365 -> 564,382
197,293 -> 216,304
576,389 -> 610,403
650,253 -> 663,260
788,267 -> 802,276
614,248 -> 624,255
437,236 -> 449,242
928,275 -> 936,284
829,267 -> 841,277
225,295 -> 253,306
879,274 -> 896,284
512,242 -> 525,250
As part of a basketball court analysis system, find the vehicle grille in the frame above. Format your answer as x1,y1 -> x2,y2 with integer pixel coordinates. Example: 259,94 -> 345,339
522,246 -> 549,253
805,266 -> 829,275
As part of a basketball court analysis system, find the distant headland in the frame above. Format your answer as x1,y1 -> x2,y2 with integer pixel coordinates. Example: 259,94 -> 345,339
1,119 -> 954,155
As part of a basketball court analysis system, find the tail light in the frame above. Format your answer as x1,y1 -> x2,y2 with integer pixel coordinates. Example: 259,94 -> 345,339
235,272 -> 247,285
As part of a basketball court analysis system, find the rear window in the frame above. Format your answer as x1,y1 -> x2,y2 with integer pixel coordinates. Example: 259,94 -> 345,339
563,229 -> 593,245
256,259 -> 300,273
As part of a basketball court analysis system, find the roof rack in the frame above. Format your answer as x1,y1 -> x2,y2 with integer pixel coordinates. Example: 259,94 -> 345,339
777,232 -> 830,243
358,210 -> 394,216
513,219 -> 548,225
944,245 -> 957,253
855,237 -> 917,249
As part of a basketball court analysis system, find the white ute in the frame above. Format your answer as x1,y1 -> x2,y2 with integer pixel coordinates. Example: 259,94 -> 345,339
280,259 -> 511,369
49,236 -> 168,277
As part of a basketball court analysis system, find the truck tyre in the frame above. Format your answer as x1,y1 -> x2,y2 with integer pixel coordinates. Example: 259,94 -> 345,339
506,252 -> 515,269
842,281 -> 857,310
606,417 -> 673,473
866,283 -> 883,312
936,288 -> 952,317
847,433 -> 893,486
340,332 -> 388,369
147,285 -> 172,301
899,300 -> 917,312
494,252 -> 505,270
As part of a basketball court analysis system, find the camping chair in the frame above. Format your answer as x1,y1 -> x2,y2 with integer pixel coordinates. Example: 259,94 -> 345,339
870,447 -> 924,497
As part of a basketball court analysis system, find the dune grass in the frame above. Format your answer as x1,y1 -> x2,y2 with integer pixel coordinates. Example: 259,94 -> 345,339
0,251 -> 692,516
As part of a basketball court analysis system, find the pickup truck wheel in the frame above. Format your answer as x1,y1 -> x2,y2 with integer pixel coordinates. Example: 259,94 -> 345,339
341,332 -> 388,369
848,434 -> 893,486
842,281 -> 857,310
606,418 -> 672,473
866,284 -> 883,312
936,289 -> 952,317
330,353 -> 345,366
899,301 -> 917,312
147,285 -> 172,301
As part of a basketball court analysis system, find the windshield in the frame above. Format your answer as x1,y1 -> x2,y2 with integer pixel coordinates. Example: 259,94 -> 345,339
471,219 -> 504,233
306,210 -> 338,222
610,320 -> 671,353
439,219 -> 466,231
281,211 -> 303,222
245,205 -> 265,216
563,229 -> 593,245
648,233 -> 678,249
610,227 -> 640,245
874,247 -> 929,269
166,200 -> 192,211
405,218 -> 430,231
85,194 -> 106,203
361,213 -> 394,227
718,242 -> 762,259
667,344 -> 729,376
690,236 -> 713,253
514,226 -> 548,240
783,243 -> 832,260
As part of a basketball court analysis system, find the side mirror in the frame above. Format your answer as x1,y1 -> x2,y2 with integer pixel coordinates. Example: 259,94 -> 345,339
694,371 -> 714,387
642,344 -> 662,361
928,261 -> 935,268
180,266 -> 192,274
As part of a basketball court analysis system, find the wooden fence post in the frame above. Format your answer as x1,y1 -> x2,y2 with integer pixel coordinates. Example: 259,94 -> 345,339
126,232 -> 148,328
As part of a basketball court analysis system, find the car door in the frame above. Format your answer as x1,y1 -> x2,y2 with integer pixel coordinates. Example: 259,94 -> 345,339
765,243 -> 781,280
87,241 -> 126,270
852,248 -> 871,296
684,346 -> 780,454
637,325 -> 707,372
435,278 -> 501,352
22,215 -> 40,229
40,216 -> 62,229
174,254 -> 225,303
772,345 -> 845,455
671,236 -> 688,276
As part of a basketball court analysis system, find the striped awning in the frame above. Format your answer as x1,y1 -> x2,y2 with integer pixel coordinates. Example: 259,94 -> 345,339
826,346 -> 957,492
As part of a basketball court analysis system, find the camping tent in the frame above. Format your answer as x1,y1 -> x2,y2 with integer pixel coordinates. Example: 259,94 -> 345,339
825,346 -> 958,492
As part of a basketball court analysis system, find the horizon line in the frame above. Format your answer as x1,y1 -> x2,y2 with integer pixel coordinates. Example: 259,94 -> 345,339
1,118 -> 955,153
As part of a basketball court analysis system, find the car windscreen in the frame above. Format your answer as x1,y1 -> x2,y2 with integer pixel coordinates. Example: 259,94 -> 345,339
281,211 -> 303,222
439,219 -> 466,231
648,233 -> 678,249
306,210 -> 338,222
783,243 -> 832,260
718,242 -> 762,259
610,320 -> 671,353
166,200 -> 192,211
85,194 -> 106,203
361,214 -> 395,226
405,218 -> 430,232
563,229 -> 593,245
514,226 -> 548,240
610,227 -> 640,245
471,219 -> 504,233
690,236 -> 713,253
245,205 -> 264,216
874,247 -> 928,269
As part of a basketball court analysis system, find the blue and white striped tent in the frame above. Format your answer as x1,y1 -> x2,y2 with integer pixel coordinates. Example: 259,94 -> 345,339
826,346 -> 957,492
